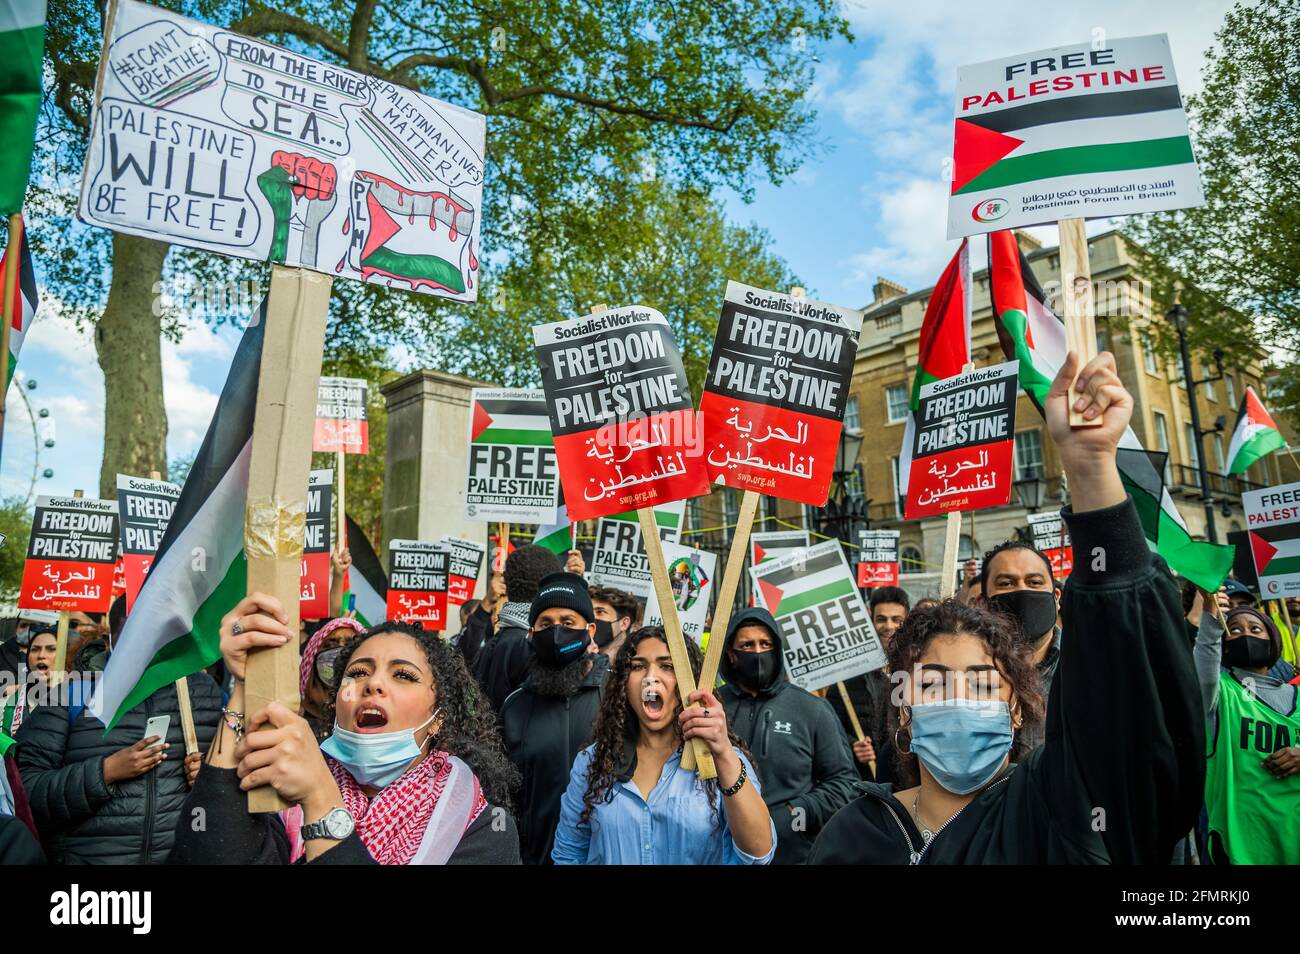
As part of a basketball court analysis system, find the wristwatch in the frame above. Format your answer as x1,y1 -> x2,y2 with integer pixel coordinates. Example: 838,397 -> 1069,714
301,807 -> 355,842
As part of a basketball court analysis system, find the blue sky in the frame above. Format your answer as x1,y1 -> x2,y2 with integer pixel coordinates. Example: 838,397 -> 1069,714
1,0 -> 1235,505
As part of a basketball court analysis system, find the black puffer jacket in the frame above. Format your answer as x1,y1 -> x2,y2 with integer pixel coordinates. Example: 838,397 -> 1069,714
16,672 -> 223,864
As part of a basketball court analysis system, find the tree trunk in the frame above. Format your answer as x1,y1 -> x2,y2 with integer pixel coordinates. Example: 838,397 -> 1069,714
95,232 -> 169,498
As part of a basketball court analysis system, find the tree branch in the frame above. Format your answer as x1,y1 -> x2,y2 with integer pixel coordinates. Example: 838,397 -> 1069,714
347,0 -> 380,72
232,10 -> 350,62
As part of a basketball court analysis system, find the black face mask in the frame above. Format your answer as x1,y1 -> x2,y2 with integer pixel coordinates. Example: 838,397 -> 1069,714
530,624 -> 591,668
592,619 -> 616,648
731,649 -> 780,692
988,589 -> 1058,643
1223,635 -> 1276,670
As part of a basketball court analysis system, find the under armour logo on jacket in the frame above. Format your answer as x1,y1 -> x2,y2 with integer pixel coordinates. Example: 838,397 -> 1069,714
774,721 -> 793,734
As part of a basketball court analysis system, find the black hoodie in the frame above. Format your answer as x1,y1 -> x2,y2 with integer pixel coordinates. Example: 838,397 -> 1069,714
717,607 -> 859,865
808,498 -> 1204,865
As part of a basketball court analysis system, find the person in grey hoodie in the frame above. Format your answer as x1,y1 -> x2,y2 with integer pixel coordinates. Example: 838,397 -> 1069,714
716,607 -> 858,864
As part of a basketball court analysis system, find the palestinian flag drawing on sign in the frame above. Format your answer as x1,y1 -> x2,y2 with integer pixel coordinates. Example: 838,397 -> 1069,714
987,229 -> 1234,591
1227,387 -> 1285,475
1248,524 -> 1300,584
949,34 -> 1204,238
90,297 -> 266,729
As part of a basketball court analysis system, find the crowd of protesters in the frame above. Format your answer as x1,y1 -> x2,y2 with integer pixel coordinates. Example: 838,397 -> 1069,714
1,354 -> 1297,865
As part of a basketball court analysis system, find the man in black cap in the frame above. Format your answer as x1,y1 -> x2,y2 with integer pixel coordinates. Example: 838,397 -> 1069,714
499,571 -> 608,865
1223,579 -> 1257,611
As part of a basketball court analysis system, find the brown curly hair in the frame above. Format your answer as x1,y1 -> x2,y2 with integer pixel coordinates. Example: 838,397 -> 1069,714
320,621 -> 520,808
579,626 -> 746,826
885,599 -> 1046,786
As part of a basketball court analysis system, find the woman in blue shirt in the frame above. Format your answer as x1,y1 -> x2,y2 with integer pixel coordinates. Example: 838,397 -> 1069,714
552,627 -> 775,864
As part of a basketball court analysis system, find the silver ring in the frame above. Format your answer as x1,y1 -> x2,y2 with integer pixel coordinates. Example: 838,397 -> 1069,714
231,620 -> 243,636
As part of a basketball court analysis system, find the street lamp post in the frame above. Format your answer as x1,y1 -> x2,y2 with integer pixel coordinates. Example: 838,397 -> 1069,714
824,423 -> 867,547
1167,282 -> 1223,544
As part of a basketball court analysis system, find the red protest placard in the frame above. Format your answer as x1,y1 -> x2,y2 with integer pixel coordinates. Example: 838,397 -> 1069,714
115,474 -> 181,613
438,536 -> 486,606
20,496 -> 120,613
534,306 -> 708,521
701,283 -> 863,506
904,362 -> 1018,520
300,470 -> 333,618
313,376 -> 370,454
1027,512 -> 1073,580
387,540 -> 449,630
857,530 -> 901,587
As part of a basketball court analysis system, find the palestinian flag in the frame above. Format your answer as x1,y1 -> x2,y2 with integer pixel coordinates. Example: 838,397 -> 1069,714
88,298 -> 266,729
342,514 -> 387,627
1248,524 -> 1300,583
987,230 -> 1234,590
910,239 -> 971,409
0,1 -> 45,215
1,214 -> 36,386
533,504 -> 573,555
898,242 -> 971,501
1227,387 -> 1285,475
754,543 -> 854,620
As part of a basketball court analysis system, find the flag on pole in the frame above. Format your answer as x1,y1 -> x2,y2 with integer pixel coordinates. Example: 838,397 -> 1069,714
342,513 -> 387,627
1227,386 -> 1285,475
0,1 -> 45,215
89,297 -> 266,728
987,229 -> 1235,591
533,504 -> 572,555
1,213 -> 36,386
899,240 -> 972,498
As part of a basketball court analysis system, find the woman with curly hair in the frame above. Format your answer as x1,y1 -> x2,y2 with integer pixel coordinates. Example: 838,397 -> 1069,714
169,592 -> 521,865
809,352 -> 1205,865
551,626 -> 775,864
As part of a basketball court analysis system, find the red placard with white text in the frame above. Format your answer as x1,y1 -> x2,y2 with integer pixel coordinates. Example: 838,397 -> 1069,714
702,283 -> 863,506
857,529 -> 901,587
116,474 -> 181,613
534,306 -> 708,521
300,470 -> 333,618
387,540 -> 449,630
20,496 -> 120,613
313,377 -> 370,454
438,535 -> 486,605
1027,511 -> 1073,580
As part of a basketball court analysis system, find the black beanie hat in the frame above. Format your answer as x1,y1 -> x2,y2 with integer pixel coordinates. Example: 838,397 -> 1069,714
529,572 -> 595,626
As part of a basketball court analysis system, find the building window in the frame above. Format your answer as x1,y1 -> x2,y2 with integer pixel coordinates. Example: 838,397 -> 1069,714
760,494 -> 778,529
1013,430 -> 1046,481
1184,422 -> 1201,488
723,488 -> 739,529
1203,370 -> 1217,404
843,395 -> 861,432
686,496 -> 703,533
1213,433 -> 1226,473
1224,374 -> 1237,409
901,545 -> 924,573
1141,333 -> 1158,375
886,384 -> 909,424
1153,411 -> 1172,483
845,464 -> 866,504
802,503 -> 819,534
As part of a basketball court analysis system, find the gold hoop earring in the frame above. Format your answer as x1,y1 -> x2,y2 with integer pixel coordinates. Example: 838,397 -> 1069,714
894,725 -> 912,754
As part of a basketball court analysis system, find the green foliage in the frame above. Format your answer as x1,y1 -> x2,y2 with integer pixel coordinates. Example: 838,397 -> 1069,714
1125,0 -> 1300,424
0,499 -> 33,601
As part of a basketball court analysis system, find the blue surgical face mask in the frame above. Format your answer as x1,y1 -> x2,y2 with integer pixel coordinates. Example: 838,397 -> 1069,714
320,708 -> 441,788
908,698 -> 1013,795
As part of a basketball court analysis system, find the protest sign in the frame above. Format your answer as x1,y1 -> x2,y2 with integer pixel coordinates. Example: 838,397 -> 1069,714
79,0 -> 485,301
948,34 -> 1203,239
1026,511 -> 1073,579
115,473 -> 181,612
904,361 -> 1018,520
20,496 -> 120,613
749,539 -> 887,692
534,305 -> 707,522
643,542 -> 718,643
387,539 -> 449,629
300,470 -> 333,618
313,376 -> 369,454
464,388 -> 560,523
857,529 -> 901,587
587,502 -> 685,599
1244,482 -> 1300,598
437,535 -> 486,606
751,529 -> 810,599
702,282 -> 862,506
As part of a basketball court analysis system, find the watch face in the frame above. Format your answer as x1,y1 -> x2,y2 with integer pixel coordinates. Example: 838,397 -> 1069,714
323,808 -> 354,839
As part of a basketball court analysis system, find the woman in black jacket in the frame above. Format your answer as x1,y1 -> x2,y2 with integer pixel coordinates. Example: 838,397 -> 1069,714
15,671 -> 222,864
809,352 -> 1204,865
169,594 -> 521,865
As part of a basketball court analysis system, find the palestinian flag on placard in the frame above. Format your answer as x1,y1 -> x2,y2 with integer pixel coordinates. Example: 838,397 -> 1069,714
952,78 -> 1195,197
1227,387 -> 1285,475
898,241 -> 971,499
0,1 -> 45,215
471,393 -> 552,446
987,230 -> 1235,590
754,544 -> 855,620
533,504 -> 573,555
1248,523 -> 1300,583
89,297 -> 266,729
342,514 -> 388,628
1,214 -> 37,386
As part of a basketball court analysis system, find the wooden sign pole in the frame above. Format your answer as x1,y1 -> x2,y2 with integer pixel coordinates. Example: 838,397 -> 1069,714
835,679 -> 876,778
1058,218 -> 1101,429
146,469 -> 199,756
49,488 -> 84,685
244,265 -> 332,813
